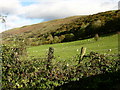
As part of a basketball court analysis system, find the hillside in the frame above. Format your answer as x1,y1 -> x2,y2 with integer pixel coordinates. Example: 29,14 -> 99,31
1,10 -> 120,45
28,33 -> 118,59
2,16 -> 84,35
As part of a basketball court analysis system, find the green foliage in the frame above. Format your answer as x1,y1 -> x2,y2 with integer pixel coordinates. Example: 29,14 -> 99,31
63,33 -> 75,42
53,36 -> 60,43
59,35 -> 65,42
2,43 -> 120,89
47,34 -> 54,44
91,20 -> 102,31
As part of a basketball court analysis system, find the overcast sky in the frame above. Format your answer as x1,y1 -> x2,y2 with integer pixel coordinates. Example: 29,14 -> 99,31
0,0 -> 119,32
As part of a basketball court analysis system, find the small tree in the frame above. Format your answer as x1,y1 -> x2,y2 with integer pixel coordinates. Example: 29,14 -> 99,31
59,35 -> 65,42
47,34 -> 54,44
63,33 -> 74,42
53,36 -> 60,43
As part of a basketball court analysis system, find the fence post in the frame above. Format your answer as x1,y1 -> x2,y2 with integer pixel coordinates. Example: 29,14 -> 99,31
46,47 -> 54,70
94,34 -> 99,41
78,47 -> 86,64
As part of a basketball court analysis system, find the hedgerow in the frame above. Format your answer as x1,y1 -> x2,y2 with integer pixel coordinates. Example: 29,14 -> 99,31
1,44 -> 120,89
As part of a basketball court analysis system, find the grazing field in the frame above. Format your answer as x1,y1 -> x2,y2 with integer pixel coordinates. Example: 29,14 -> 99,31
28,33 -> 118,60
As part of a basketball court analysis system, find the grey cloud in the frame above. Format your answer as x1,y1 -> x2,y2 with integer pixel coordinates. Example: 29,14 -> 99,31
21,0 -> 118,21
22,2 -> 76,21
0,7 -> 17,15
0,0 -> 22,15
100,1 -> 118,10
100,2 -> 111,7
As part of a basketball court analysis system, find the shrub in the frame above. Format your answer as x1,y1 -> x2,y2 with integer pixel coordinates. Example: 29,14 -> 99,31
63,33 -> 74,42
47,34 -> 54,44
59,35 -> 65,42
53,36 -> 60,43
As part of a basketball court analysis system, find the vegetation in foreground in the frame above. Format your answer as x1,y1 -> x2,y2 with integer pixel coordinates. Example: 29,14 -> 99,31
1,10 -> 120,89
1,40 -> 120,89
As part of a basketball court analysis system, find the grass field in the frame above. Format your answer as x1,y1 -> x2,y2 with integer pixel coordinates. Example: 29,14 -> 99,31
27,33 -> 118,60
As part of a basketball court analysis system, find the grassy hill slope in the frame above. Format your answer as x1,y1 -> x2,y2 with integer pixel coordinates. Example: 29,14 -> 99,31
28,33 -> 118,60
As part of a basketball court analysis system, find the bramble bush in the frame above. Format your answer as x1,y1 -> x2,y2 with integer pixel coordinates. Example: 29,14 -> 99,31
2,43 -> 120,89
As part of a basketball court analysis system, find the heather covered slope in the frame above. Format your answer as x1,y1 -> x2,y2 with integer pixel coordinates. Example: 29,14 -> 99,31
2,16 -> 83,35
1,10 -> 120,45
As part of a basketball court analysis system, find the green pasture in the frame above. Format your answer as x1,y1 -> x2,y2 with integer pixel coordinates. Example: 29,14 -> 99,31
27,34 -> 118,60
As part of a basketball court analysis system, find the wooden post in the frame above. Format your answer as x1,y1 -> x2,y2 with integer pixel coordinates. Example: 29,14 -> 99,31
46,47 -> 54,70
78,47 -> 86,64
94,34 -> 99,41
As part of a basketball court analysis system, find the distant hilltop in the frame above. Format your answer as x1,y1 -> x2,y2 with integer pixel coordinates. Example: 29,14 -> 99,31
1,10 -> 120,46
